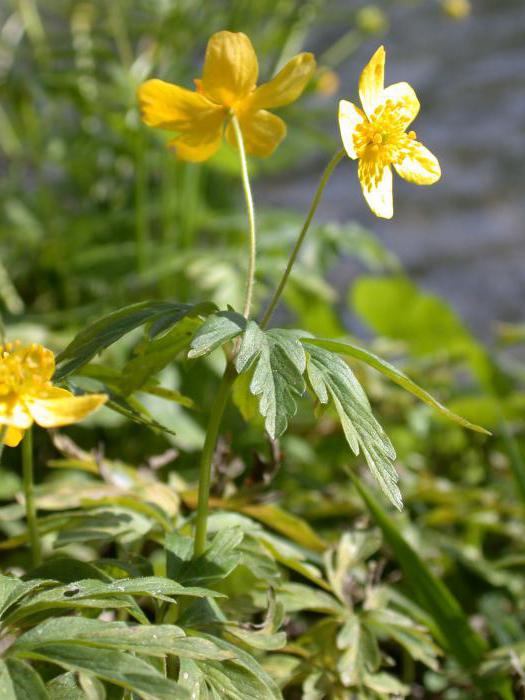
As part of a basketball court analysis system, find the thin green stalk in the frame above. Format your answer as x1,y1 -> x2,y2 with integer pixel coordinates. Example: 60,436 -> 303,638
134,128 -> 149,275
193,364 -> 236,557
230,114 -> 257,319
22,428 -> 42,567
260,149 -> 345,329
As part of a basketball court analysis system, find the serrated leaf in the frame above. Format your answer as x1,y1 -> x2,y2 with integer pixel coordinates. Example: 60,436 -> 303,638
235,323 -> 306,439
55,301 -> 193,380
14,644 -> 188,700
188,311 -> 246,358
304,338 -> 489,434
303,342 -> 402,510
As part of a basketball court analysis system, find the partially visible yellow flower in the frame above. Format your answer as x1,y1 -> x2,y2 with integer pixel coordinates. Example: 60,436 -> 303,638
441,0 -> 471,20
338,46 -> 441,219
0,342 -> 107,447
316,69 -> 340,98
137,30 -> 316,162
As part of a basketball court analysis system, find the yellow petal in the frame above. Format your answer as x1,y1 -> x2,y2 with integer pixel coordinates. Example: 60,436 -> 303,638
378,81 -> 420,128
168,125 -> 223,162
338,100 -> 366,159
3,426 -> 24,447
137,79 -> 221,131
0,401 -> 33,429
26,389 -> 107,428
226,109 -> 286,158
201,31 -> 258,106
247,53 -> 316,110
359,45 -> 385,117
358,157 -> 393,219
394,139 -> 441,184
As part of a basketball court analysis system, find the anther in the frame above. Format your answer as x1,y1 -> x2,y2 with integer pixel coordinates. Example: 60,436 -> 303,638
408,130 -> 416,140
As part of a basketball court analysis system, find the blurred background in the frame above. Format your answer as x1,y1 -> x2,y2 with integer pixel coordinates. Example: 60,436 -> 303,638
1,0 -> 523,344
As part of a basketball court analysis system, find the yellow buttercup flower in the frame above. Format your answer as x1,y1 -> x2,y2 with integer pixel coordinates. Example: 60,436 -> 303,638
338,46 -> 441,219
137,30 -> 316,162
0,341 -> 107,447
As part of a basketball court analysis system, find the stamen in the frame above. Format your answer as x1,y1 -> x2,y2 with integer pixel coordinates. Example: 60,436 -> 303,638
408,130 -> 416,140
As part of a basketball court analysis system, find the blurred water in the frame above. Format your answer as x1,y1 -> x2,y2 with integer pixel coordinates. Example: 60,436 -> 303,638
261,0 -> 525,342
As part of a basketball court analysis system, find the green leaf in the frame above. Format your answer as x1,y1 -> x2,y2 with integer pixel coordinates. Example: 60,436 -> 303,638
4,577 -> 221,626
188,311 -> 246,358
0,659 -> 49,700
46,673 -> 90,700
235,322 -> 306,439
304,342 -> 402,510
351,475 -> 487,669
13,618 -> 232,661
55,301 -> 200,380
0,576 -> 55,621
120,316 -> 201,394
166,528 -> 243,585
180,634 -> 283,700
305,338 -> 490,435
15,644 -> 188,700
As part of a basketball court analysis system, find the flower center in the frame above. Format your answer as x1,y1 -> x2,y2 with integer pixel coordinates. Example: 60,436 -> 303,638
0,342 -> 54,400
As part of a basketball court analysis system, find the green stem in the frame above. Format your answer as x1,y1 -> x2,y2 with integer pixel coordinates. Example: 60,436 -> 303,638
22,428 -> 42,567
260,149 -> 345,329
134,128 -> 148,275
230,114 -> 257,319
193,364 -> 236,557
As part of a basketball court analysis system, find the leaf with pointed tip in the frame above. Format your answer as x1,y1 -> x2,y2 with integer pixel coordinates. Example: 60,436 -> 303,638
188,311 -> 246,358
55,301 -> 193,379
235,323 -> 306,439
303,342 -> 402,510
304,338 -> 489,434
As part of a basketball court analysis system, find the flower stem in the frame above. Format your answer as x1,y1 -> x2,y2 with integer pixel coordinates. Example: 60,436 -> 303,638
193,363 -> 236,558
22,428 -> 42,568
260,149 -> 345,329
230,114 -> 257,319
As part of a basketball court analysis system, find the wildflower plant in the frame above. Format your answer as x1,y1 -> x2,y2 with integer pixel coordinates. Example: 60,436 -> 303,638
56,34 -> 484,547
3,20 -> 514,700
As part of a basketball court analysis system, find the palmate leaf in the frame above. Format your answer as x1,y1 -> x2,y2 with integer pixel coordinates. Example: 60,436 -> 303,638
55,300 -> 214,380
235,322 -> 306,439
303,342 -> 402,510
304,338 -> 489,434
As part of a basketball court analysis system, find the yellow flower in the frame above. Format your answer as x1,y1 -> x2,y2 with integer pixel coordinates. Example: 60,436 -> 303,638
0,341 -> 107,447
137,30 -> 316,162
338,46 -> 441,219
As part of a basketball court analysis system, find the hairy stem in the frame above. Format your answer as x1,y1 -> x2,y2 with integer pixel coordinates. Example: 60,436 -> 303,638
22,428 -> 42,567
230,115 -> 257,319
260,149 -> 345,329
193,363 -> 236,557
